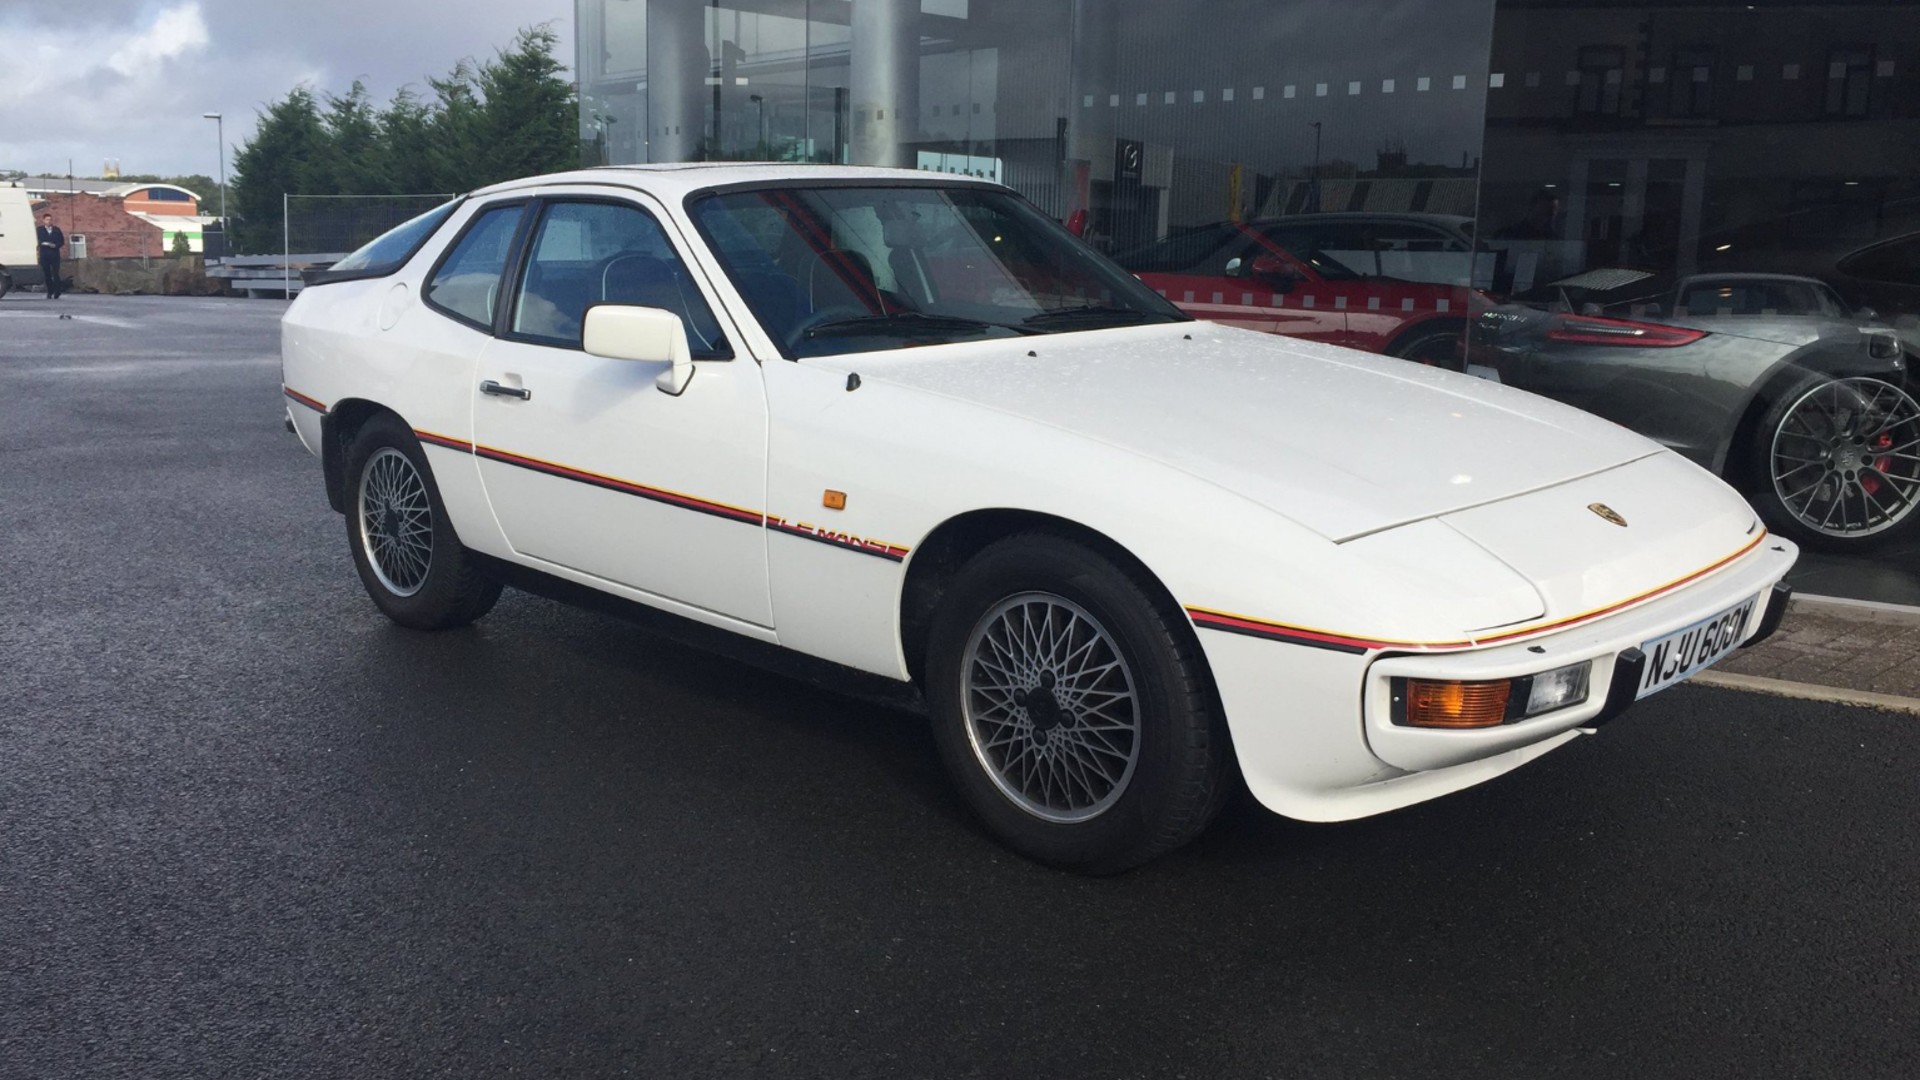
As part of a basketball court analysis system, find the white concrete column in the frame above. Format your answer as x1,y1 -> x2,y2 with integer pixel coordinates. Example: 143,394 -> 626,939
647,0 -> 709,162
850,0 -> 921,168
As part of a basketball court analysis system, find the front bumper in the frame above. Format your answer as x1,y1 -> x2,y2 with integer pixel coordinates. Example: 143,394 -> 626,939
1201,533 -> 1798,823
1362,536 -> 1797,775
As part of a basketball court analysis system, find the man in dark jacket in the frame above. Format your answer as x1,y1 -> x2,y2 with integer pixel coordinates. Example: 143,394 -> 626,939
36,213 -> 64,299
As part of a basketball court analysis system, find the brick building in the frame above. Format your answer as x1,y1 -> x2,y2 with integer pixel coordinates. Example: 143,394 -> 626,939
27,181 -> 213,258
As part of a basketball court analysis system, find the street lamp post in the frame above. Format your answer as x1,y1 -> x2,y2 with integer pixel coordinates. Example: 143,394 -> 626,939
202,112 -> 226,223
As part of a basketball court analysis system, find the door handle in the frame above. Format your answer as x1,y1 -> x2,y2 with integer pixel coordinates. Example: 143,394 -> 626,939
480,380 -> 531,401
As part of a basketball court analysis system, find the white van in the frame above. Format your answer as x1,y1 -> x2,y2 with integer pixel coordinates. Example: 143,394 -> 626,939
0,183 -> 45,298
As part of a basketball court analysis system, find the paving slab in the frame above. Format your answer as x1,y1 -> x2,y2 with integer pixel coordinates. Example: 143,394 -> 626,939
1719,594 -> 1920,701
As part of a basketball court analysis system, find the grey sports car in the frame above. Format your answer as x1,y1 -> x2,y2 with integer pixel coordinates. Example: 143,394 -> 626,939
1470,271 -> 1915,550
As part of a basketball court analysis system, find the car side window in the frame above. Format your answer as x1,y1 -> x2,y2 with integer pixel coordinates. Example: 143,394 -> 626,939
510,200 -> 730,359
424,204 -> 525,330
1113,224 -> 1249,276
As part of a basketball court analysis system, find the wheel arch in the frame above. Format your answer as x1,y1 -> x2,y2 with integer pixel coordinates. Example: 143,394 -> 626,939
1720,365 -> 1801,482
321,398 -> 411,513
897,507 -> 1205,691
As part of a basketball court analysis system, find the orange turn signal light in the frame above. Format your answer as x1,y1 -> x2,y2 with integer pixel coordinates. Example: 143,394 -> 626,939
1401,679 -> 1512,729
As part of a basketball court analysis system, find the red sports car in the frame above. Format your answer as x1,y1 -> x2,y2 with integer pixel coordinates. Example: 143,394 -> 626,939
1113,213 -> 1480,366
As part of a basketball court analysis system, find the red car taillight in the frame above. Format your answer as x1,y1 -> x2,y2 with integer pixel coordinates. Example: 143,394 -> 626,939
1546,314 -> 1706,348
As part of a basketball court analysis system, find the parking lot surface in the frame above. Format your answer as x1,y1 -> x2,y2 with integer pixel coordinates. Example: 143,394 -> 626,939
2,294 -> 1916,1079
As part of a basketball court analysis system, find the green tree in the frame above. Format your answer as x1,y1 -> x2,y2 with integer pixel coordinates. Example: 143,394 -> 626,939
312,81 -> 385,194
226,24 -> 578,254
230,86 -> 327,253
424,60 -> 489,194
475,26 -> 579,185
374,86 -> 439,196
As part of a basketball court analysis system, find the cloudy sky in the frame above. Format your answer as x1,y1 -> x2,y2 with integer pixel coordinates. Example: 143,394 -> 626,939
2,0 -> 573,181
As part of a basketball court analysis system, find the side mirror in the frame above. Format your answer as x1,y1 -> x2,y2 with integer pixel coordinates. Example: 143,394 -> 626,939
1857,306 -> 1881,321
583,304 -> 695,396
1248,254 -> 1301,292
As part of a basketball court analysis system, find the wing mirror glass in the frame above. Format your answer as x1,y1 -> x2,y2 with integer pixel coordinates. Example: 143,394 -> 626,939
582,304 -> 695,395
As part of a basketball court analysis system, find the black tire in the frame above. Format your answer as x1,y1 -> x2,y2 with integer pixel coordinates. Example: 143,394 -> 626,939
1387,322 -> 1466,371
342,412 -> 502,629
1741,372 -> 1920,553
0,270 -> 12,301
924,533 -> 1232,874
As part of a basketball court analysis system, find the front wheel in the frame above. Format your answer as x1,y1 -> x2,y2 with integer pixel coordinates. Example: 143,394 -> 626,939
342,413 -> 502,629
1744,374 -> 1920,551
924,534 -> 1233,873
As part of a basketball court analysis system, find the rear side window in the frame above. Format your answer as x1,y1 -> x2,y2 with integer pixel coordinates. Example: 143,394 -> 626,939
424,204 -> 525,330
319,199 -> 460,280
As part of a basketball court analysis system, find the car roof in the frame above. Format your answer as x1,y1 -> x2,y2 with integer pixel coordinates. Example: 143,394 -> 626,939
468,163 -> 1009,201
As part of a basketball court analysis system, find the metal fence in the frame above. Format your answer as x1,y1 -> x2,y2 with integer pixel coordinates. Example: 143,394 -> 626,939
283,193 -> 455,255
277,193 -> 455,295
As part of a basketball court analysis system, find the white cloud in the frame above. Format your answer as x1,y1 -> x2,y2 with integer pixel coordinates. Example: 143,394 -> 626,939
0,0 -> 570,178
106,2 -> 212,77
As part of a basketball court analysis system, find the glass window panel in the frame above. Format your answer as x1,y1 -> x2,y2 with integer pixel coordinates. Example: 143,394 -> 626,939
511,200 -> 728,357
424,204 -> 524,330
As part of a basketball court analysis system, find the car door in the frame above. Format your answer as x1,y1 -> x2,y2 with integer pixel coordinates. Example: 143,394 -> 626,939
1113,223 -> 1281,334
1333,219 -> 1474,355
466,189 -> 773,628
1234,223 -> 1348,344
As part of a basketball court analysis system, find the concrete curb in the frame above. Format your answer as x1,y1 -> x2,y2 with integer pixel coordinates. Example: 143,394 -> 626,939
1691,670 -> 1920,715
1794,592 -> 1920,621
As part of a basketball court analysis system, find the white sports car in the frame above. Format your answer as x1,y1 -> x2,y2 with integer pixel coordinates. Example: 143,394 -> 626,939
283,165 -> 1798,872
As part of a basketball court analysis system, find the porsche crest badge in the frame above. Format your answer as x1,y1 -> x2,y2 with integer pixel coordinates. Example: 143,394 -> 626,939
1588,503 -> 1628,527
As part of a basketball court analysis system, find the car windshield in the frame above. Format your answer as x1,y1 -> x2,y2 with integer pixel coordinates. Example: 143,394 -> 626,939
690,185 -> 1186,358
1675,278 -> 1842,318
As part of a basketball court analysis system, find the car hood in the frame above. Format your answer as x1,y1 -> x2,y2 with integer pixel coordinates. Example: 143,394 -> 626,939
822,322 -> 1660,541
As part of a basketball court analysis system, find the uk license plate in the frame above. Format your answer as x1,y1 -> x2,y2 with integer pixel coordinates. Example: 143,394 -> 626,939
1636,596 -> 1758,699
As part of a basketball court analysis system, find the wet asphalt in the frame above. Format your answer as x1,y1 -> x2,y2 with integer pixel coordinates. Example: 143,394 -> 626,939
1,293 -> 1915,1079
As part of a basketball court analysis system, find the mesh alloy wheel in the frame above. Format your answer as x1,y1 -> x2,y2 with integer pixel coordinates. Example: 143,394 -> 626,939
1769,376 -> 1920,539
961,591 -> 1142,824
356,446 -> 435,597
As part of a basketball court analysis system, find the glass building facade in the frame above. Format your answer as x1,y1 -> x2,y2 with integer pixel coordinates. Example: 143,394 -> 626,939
578,0 -> 1920,581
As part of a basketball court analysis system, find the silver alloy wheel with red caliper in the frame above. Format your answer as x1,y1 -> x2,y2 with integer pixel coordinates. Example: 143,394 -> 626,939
1768,376 -> 1920,539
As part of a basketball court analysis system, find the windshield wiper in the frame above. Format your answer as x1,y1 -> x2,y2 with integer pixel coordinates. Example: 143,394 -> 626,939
803,312 -> 1034,339
1021,304 -> 1164,328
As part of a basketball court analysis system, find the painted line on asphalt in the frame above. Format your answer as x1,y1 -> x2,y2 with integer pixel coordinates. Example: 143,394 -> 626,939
1690,670 -> 1920,715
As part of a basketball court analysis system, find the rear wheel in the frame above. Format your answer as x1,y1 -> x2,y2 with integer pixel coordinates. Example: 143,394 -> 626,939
925,534 -> 1232,873
1745,374 -> 1920,551
342,413 -> 502,629
1387,322 -> 1466,370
